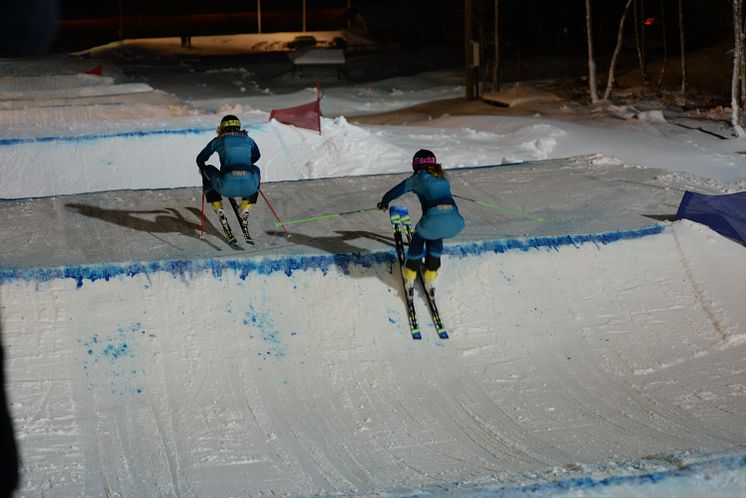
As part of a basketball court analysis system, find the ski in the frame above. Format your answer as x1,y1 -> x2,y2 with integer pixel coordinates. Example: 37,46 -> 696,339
228,198 -> 255,245
399,207 -> 449,339
389,206 -> 421,340
200,167 -> 240,246
216,208 -> 238,246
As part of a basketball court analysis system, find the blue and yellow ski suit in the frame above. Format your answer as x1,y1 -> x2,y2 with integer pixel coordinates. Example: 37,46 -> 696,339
196,131 -> 261,202
380,170 -> 465,271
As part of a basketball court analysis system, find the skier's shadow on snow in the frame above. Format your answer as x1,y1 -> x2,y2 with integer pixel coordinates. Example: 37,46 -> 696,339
65,203 -> 227,250
264,229 -> 404,288
265,229 -> 394,254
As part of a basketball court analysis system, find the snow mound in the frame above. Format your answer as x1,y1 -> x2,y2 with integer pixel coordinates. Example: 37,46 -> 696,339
0,74 -> 152,100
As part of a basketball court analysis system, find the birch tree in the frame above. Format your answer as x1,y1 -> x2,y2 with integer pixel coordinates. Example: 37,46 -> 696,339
585,0 -> 599,103
732,0 -> 746,136
678,0 -> 687,95
604,0 -> 635,100
655,0 -> 668,88
633,0 -> 649,84
492,0 -> 500,92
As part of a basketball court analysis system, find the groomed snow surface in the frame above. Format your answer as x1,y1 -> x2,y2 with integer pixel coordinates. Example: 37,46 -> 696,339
1,40 -> 746,497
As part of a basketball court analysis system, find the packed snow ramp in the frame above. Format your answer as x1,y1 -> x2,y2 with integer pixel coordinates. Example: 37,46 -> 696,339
1,160 -> 745,496
2,221 -> 746,497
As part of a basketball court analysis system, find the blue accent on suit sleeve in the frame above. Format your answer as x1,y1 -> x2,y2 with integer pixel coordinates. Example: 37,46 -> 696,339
381,176 -> 413,206
196,137 -> 218,168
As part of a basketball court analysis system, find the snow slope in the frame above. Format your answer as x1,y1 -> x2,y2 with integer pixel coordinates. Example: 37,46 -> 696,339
1,51 -> 746,497
2,222 -> 745,497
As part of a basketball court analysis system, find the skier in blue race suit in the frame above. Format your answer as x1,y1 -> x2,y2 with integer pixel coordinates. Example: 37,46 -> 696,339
196,114 -> 261,225
378,149 -> 465,294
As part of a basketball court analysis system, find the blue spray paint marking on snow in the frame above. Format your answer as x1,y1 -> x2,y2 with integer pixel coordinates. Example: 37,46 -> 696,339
0,122 -> 268,147
244,304 -> 287,359
0,224 -> 666,286
385,306 -> 398,326
79,322 -> 155,395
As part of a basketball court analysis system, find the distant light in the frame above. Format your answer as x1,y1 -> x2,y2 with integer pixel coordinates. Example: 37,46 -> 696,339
644,17 -> 657,26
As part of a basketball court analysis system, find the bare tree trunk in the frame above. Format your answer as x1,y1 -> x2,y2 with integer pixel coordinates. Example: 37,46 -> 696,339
465,0 -> 474,100
492,0 -> 500,92
678,0 -> 687,95
585,0 -> 599,103
633,0 -> 649,84
655,0 -> 669,88
738,27 -> 746,109
733,0 -> 746,136
741,22 -> 746,109
480,0 -> 487,95
604,0 -> 635,100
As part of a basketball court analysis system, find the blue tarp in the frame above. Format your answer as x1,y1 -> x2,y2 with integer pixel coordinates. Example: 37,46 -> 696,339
675,191 -> 746,245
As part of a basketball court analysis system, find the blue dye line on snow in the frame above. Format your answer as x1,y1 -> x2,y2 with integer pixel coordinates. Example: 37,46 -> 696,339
0,224 -> 665,287
446,223 -> 664,258
0,122 -> 267,147
415,452 -> 746,498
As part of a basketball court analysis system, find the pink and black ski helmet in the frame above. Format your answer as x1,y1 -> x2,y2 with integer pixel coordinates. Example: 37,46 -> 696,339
412,149 -> 437,171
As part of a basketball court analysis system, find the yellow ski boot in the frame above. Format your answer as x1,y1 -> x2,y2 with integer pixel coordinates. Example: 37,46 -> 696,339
402,267 -> 417,297
423,269 -> 437,297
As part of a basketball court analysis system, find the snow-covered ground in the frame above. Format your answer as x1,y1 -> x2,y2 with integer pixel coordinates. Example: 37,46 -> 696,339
1,35 -> 745,497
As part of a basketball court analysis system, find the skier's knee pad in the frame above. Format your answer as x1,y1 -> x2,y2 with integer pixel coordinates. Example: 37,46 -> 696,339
424,255 -> 441,272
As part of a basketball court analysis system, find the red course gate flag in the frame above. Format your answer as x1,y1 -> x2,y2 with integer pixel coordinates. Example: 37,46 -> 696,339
269,98 -> 321,134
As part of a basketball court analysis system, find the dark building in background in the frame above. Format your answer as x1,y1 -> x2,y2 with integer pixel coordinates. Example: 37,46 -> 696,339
36,0 -> 735,56
52,0 -> 350,52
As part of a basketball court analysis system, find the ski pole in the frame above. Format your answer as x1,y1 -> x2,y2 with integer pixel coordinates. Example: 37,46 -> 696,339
259,189 -> 292,239
199,191 -> 206,239
453,193 -> 544,222
275,207 -> 379,227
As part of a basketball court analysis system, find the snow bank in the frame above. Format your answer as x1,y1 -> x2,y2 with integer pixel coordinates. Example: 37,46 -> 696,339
0,114 -> 572,199
0,73 -> 152,100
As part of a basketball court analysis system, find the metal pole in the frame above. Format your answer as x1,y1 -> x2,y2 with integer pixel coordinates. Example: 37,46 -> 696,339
259,190 -> 292,239
465,0 -> 474,100
118,0 -> 124,41
302,0 -> 307,32
257,0 -> 262,34
199,192 -> 205,239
